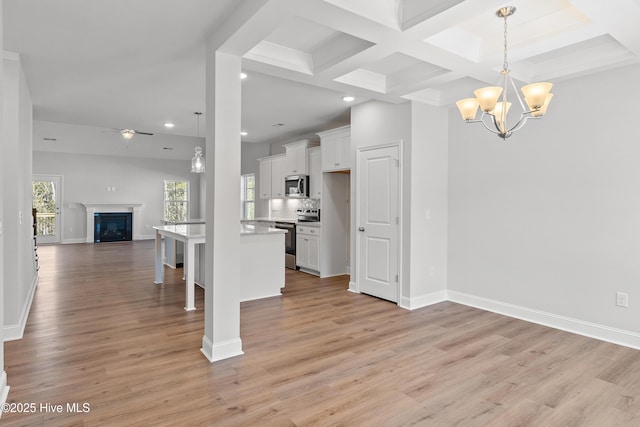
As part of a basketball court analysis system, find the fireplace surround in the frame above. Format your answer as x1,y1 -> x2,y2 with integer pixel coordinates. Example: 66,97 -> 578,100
82,203 -> 143,243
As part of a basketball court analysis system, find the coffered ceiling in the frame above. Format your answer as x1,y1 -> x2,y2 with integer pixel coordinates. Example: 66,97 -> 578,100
4,0 -> 640,147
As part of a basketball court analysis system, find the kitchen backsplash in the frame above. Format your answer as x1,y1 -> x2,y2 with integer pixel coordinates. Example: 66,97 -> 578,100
270,197 -> 320,219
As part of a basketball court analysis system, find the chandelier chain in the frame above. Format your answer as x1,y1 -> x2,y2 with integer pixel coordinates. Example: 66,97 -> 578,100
503,15 -> 509,72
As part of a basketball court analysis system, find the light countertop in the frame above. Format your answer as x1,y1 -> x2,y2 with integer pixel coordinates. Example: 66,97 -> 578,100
154,223 -> 286,238
160,218 -> 205,225
240,223 -> 287,235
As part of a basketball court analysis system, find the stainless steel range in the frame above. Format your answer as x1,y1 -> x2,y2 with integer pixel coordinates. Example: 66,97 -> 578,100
274,221 -> 296,269
296,208 -> 320,223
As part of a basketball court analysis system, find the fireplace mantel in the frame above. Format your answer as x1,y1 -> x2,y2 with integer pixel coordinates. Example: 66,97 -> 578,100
82,203 -> 143,243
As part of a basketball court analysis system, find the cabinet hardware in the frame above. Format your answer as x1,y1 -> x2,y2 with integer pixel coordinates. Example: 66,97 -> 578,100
358,227 -> 365,232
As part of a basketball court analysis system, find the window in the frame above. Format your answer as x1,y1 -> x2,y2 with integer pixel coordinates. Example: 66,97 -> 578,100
164,180 -> 189,222
241,174 -> 255,220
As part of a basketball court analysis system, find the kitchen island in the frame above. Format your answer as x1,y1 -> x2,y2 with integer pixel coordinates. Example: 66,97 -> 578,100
153,223 -> 286,310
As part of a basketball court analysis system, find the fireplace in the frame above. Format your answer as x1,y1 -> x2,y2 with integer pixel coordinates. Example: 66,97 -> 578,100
94,212 -> 133,243
82,203 -> 143,243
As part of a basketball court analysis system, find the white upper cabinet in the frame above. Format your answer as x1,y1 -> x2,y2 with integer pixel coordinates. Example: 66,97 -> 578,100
308,146 -> 322,199
271,155 -> 286,198
317,125 -> 351,172
258,157 -> 272,199
258,154 -> 286,199
283,140 -> 319,176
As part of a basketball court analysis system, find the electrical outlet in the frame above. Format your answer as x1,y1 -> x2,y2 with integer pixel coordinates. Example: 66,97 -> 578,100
429,265 -> 435,277
616,292 -> 629,308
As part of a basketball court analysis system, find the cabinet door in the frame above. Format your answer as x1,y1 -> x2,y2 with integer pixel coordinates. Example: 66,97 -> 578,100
309,147 -> 322,199
259,158 -> 272,199
338,132 -> 351,169
308,234 -> 320,271
321,136 -> 339,171
271,155 -> 285,198
296,234 -> 309,268
285,145 -> 306,176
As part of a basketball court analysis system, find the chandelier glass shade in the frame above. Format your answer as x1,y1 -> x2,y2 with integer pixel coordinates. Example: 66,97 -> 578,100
456,6 -> 554,139
191,112 -> 205,173
121,129 -> 135,140
191,146 -> 205,173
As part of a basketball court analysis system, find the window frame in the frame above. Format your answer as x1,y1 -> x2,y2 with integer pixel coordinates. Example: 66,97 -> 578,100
163,180 -> 190,223
241,173 -> 255,220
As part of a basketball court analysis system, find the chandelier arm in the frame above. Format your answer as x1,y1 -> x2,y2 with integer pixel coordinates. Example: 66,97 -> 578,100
507,74 -> 528,112
506,113 -> 529,134
478,112 -> 501,135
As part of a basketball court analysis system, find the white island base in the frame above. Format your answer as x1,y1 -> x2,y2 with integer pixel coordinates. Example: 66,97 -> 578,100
154,224 -> 286,310
195,230 -> 285,302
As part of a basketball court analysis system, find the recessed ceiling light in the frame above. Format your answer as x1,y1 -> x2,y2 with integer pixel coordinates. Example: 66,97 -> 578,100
342,96 -> 355,102
164,122 -> 174,128
240,131 -> 248,136
163,147 -> 173,150
240,73 -> 248,79
272,123 -> 285,127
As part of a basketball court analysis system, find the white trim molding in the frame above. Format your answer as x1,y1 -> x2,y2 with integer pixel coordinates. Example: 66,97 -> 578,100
201,336 -> 244,363
447,290 -> 640,351
399,290 -> 447,311
3,275 -> 38,341
348,280 -> 358,293
0,371 -> 9,416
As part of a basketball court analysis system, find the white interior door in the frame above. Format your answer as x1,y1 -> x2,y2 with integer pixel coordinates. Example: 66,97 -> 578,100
356,145 -> 399,302
32,175 -> 62,244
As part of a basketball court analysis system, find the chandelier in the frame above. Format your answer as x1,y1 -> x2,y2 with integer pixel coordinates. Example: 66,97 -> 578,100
191,112 -> 205,173
456,6 -> 554,139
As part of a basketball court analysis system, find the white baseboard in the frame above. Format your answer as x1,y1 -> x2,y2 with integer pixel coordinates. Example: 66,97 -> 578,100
134,234 -> 155,241
447,290 -> 640,350
348,281 -> 358,293
62,238 -> 85,244
3,275 -> 39,341
65,235 -> 155,244
399,290 -> 447,311
201,336 -> 244,362
0,371 -> 9,417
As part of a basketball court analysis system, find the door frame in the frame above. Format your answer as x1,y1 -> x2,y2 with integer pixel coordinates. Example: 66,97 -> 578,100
32,174 -> 64,244
354,140 -> 404,304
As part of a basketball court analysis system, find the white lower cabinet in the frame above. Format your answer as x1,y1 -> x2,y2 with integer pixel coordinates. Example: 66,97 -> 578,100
296,225 -> 320,274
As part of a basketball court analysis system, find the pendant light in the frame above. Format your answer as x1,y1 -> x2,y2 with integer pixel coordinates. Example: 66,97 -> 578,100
455,6 -> 554,139
191,112 -> 205,173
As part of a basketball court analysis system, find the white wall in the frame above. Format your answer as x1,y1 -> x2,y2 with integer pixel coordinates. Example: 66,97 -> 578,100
447,63 -> 640,346
407,102 -> 448,307
3,52 -> 37,341
33,151 -> 200,242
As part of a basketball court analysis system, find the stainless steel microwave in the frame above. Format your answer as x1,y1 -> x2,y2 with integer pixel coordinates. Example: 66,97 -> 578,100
285,175 -> 309,198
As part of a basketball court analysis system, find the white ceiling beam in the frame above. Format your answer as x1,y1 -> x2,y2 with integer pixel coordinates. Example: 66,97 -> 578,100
568,0 -> 640,57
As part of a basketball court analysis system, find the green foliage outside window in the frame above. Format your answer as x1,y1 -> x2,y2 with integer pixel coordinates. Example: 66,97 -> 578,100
241,174 -> 255,220
164,181 -> 189,222
33,181 -> 56,236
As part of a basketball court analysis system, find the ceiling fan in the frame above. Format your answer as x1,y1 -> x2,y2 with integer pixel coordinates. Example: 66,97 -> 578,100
104,128 -> 154,142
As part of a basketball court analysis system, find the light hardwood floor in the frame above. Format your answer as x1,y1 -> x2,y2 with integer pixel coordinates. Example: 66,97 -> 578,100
3,240 -> 640,426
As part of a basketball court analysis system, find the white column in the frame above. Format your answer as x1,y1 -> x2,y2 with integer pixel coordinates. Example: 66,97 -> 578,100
0,0 -> 10,405
201,49 -> 243,362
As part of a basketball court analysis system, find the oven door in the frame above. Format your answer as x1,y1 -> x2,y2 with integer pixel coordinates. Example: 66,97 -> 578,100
275,222 -> 296,269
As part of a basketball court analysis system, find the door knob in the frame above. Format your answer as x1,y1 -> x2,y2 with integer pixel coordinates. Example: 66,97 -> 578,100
358,227 -> 365,232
